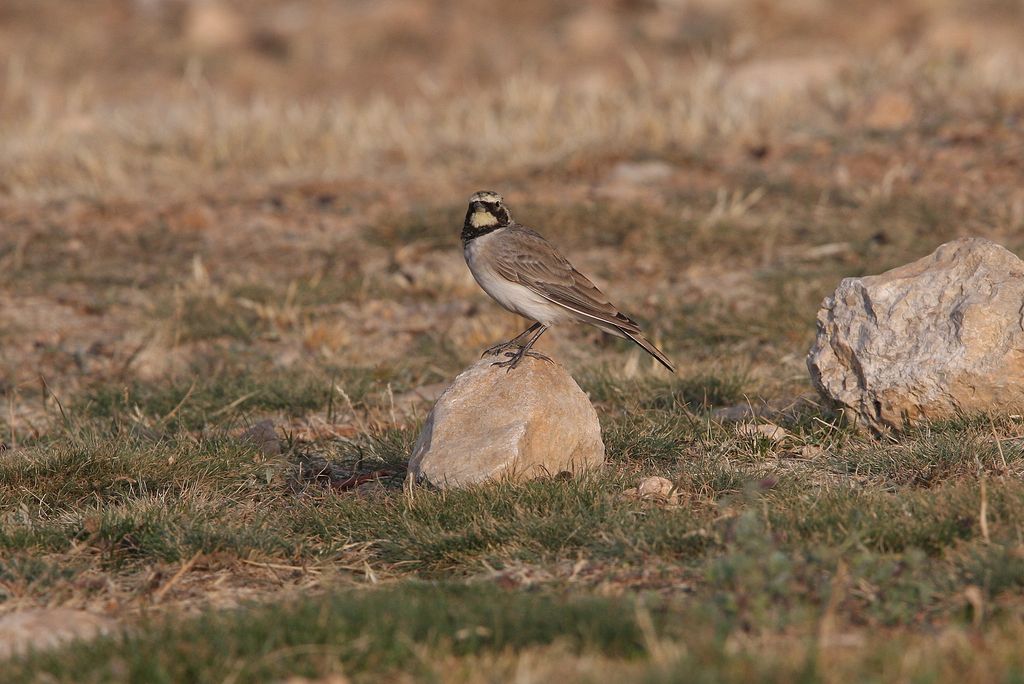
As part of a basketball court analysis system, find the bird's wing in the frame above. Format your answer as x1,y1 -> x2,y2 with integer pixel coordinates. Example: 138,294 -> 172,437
490,226 -> 642,333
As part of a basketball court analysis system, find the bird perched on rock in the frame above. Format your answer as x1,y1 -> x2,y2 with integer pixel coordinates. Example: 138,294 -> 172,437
461,190 -> 675,373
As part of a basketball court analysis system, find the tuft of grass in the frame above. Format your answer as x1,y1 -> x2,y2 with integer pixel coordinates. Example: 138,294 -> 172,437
579,367 -> 750,410
12,565 -> 1024,683
826,417 -> 1024,485
73,362 -> 386,432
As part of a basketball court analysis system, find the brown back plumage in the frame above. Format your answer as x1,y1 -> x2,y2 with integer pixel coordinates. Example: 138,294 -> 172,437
490,224 -> 675,372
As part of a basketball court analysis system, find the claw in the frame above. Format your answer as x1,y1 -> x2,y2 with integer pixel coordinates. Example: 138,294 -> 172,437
481,322 -> 543,359
491,352 -> 524,371
491,348 -> 552,371
484,323 -> 550,372
481,341 -> 516,358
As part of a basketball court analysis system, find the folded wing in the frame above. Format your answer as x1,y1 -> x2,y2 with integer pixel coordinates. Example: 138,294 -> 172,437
492,226 -> 675,372
491,227 -> 641,332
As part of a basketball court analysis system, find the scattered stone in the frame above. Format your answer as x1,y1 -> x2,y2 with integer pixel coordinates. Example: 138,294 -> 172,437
283,676 -> 349,684
240,419 -> 281,457
789,242 -> 854,262
726,56 -> 846,100
607,160 -> 675,186
409,357 -> 604,488
736,421 -> 794,444
165,205 -> 215,235
623,476 -> 679,504
392,382 -> 448,416
797,445 -> 826,460
0,609 -> 116,659
407,382 -> 448,403
712,403 -> 760,422
564,7 -> 621,53
808,237 -> 1024,432
637,476 -> 676,499
711,394 -> 819,423
184,0 -> 247,51
599,160 -> 677,200
863,91 -> 916,130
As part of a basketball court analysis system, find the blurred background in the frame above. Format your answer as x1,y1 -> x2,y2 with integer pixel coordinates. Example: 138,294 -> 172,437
3,0 -> 1024,199
2,0 -> 1024,435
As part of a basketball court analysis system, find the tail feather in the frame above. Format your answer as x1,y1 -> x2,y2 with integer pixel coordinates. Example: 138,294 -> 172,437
567,311 -> 676,374
618,327 -> 675,373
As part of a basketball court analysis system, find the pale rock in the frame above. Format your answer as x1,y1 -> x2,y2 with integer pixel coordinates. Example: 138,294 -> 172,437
393,382 -> 448,409
637,476 -> 676,499
0,609 -> 116,659
391,246 -> 468,294
598,160 -> 676,201
736,421 -> 793,444
409,357 -> 604,488
564,7 -> 621,53
623,476 -> 679,504
608,160 -> 675,186
132,337 -> 191,380
712,403 -> 759,422
712,394 -> 819,423
726,56 -> 846,101
863,91 -> 916,130
798,445 -> 826,459
240,419 -> 281,457
283,676 -> 349,684
808,237 -> 1024,432
184,0 -> 247,50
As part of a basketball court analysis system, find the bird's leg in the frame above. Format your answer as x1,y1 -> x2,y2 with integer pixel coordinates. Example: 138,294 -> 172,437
492,325 -> 551,371
481,322 -> 541,357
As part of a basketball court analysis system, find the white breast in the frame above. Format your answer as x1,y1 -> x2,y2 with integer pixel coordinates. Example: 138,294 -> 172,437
464,230 -> 568,326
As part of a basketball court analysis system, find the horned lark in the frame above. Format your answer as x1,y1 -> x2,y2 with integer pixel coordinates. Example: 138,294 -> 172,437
462,190 -> 675,373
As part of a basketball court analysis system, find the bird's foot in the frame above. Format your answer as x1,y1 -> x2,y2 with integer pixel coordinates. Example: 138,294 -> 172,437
491,349 -> 552,372
481,340 -> 518,358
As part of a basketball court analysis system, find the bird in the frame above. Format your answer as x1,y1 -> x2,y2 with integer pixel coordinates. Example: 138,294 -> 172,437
461,190 -> 675,373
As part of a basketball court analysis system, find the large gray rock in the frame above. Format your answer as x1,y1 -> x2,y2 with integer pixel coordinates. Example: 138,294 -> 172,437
409,356 -> 604,488
808,237 -> 1024,432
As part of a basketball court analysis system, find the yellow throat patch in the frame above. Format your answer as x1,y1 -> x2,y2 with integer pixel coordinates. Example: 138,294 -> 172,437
470,210 -> 499,228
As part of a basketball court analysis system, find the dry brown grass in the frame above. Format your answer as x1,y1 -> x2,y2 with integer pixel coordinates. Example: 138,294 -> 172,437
2,1 -> 1023,202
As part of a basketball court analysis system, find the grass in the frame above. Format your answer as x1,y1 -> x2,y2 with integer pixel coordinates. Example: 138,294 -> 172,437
72,361 -> 382,432
6,585 -> 670,683
5,400 -> 1024,678
8,493 -> 1024,682
4,412 -> 1024,581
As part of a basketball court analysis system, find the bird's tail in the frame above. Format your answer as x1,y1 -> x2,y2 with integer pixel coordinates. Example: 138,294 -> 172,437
619,328 -> 676,373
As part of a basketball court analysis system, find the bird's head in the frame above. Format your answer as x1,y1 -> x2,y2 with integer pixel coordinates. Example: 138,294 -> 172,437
463,191 -> 511,238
